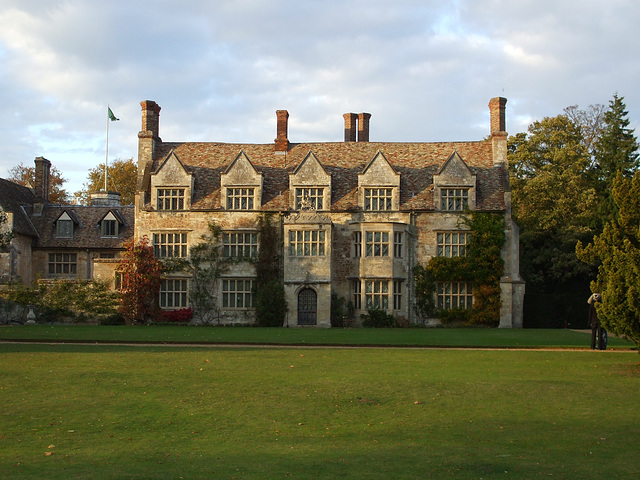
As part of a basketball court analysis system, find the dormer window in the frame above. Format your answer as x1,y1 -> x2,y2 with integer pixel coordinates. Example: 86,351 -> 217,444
56,212 -> 74,238
440,188 -> 469,211
226,188 -> 255,210
101,212 -> 119,237
295,188 -> 324,210
157,188 -> 185,211
364,188 -> 393,211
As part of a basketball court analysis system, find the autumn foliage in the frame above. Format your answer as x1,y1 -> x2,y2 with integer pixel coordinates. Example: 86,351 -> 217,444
116,236 -> 162,324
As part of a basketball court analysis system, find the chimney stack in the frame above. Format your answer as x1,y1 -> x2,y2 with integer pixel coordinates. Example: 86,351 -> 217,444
343,113 -> 357,142
275,110 -> 289,152
343,112 -> 372,142
34,156 -> 51,202
358,113 -> 371,142
489,97 -> 507,136
140,100 -> 161,140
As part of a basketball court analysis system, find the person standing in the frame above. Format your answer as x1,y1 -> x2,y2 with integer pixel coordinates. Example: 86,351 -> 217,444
587,293 -> 603,350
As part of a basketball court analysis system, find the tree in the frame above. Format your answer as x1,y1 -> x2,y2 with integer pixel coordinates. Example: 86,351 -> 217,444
254,213 -> 287,327
577,172 -> 640,349
0,209 -> 13,251
509,114 -> 599,326
116,236 -> 163,324
8,163 -> 70,204
75,158 -> 138,205
592,94 -> 639,225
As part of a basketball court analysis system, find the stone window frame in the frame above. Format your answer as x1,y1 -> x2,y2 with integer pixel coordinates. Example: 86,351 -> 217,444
393,232 -> 403,258
226,187 -> 255,210
364,187 -> 393,211
440,188 -> 470,212
353,231 -> 362,258
222,278 -> 256,309
352,279 -> 362,310
159,278 -> 188,309
294,187 -> 324,211
365,231 -> 390,257
437,231 -> 472,258
48,253 -> 77,276
222,231 -> 258,259
365,279 -> 389,310
153,232 -> 188,258
157,188 -> 185,211
289,229 -> 326,257
436,282 -> 473,310
393,280 -> 403,310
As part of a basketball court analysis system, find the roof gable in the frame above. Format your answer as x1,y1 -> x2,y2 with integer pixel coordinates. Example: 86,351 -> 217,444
221,151 -> 262,186
359,151 -> 400,186
153,150 -> 192,186
290,151 -> 331,185
434,152 -> 475,186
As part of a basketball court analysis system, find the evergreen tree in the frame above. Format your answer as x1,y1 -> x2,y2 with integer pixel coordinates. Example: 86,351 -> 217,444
509,114 -> 599,326
577,172 -> 640,350
593,94 -> 639,224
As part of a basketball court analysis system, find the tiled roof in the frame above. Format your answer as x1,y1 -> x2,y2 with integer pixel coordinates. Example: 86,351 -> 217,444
28,204 -> 135,250
150,140 -> 505,211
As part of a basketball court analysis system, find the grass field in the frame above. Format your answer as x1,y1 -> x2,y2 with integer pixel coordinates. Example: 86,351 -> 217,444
0,324 -> 636,349
1,337 -> 638,479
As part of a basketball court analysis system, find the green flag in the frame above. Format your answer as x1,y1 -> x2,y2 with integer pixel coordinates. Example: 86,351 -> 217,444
108,107 -> 119,121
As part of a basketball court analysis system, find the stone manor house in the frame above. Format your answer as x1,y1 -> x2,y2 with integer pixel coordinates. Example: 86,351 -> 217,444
134,97 -> 524,327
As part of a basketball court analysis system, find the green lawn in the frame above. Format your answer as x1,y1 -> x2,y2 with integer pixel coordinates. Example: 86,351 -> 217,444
1,342 -> 638,479
0,324 -> 636,349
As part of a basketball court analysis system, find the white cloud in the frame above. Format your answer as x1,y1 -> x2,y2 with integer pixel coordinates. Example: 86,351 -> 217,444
0,0 -> 638,194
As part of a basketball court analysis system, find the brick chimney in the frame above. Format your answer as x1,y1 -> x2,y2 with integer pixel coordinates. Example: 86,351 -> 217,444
275,110 -> 289,152
489,97 -> 507,136
140,100 -> 161,140
357,113 -> 371,142
34,156 -> 51,202
343,113 -> 357,142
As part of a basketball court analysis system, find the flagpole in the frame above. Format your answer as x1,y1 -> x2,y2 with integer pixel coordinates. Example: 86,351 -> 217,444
105,105 -> 110,191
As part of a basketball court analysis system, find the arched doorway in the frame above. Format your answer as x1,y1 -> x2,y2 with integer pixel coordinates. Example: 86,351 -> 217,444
298,288 -> 317,326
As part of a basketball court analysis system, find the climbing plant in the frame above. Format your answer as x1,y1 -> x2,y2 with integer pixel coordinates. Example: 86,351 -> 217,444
254,213 -> 287,326
414,212 -> 505,326
183,221 -> 227,324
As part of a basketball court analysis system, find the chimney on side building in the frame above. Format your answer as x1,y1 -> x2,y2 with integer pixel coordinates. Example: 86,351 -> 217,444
275,110 -> 289,152
343,113 -> 357,142
140,100 -> 161,140
34,156 -> 51,203
357,113 -> 371,142
489,97 -> 507,136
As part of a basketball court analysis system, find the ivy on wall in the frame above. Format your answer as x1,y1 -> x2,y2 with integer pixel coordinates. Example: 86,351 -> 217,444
254,213 -> 287,326
414,212 -> 505,326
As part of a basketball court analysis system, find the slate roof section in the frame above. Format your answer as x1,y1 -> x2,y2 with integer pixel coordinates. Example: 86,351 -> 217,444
28,205 -> 135,250
150,140 -> 505,212
0,178 -> 39,237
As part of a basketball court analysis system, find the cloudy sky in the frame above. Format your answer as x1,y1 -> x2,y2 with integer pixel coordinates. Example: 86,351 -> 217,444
0,0 -> 638,198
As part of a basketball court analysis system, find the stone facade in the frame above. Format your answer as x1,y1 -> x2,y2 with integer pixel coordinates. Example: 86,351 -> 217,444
0,162 -> 134,288
134,98 -> 524,327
